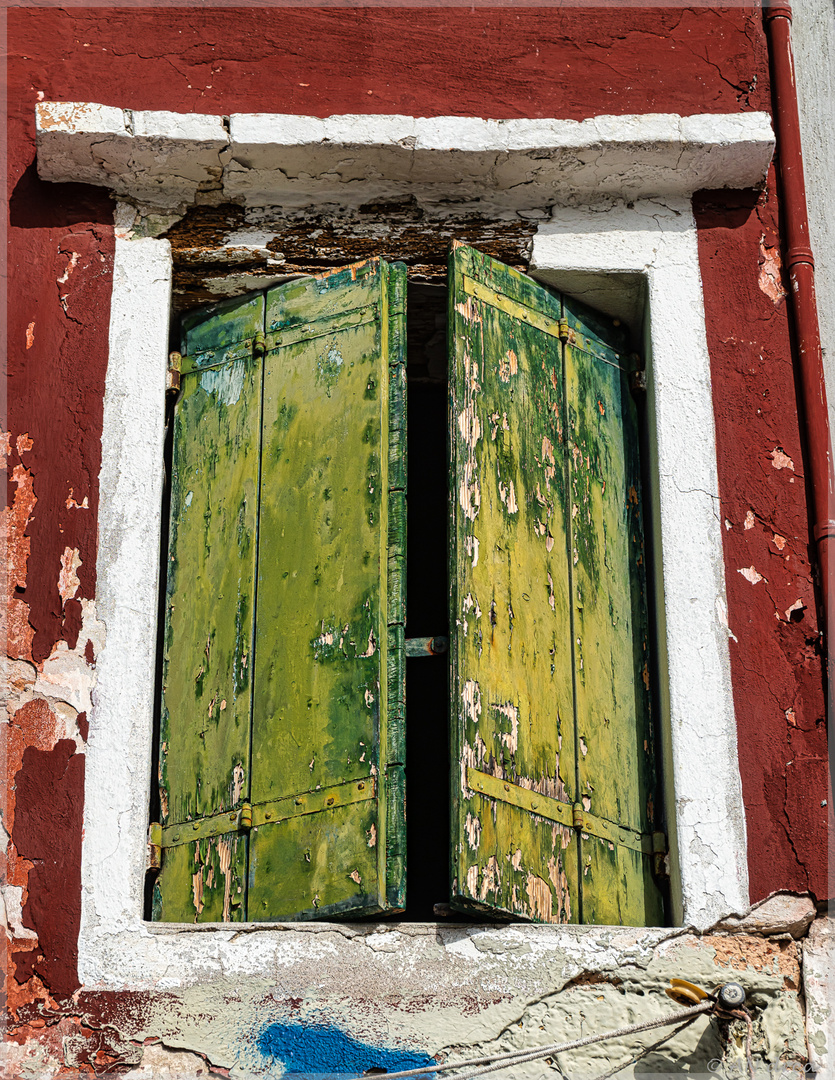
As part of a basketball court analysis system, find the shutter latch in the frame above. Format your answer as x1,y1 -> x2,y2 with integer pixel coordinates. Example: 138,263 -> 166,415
404,636 -> 448,657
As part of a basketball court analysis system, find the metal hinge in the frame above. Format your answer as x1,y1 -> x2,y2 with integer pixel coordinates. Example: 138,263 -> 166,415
167,351 -> 182,395
146,821 -> 162,872
629,354 -> 646,393
558,318 -> 572,343
652,831 -> 669,879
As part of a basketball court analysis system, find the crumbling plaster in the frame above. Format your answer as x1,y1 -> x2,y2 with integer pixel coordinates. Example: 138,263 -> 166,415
3,914 -> 825,1079
36,103 -> 775,215
82,197 -> 744,996
25,103 -> 830,1079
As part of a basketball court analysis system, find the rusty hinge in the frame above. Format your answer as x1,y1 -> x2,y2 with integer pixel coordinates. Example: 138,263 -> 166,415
146,821 -> 162,872
167,351 -> 182,395
652,831 -> 669,878
558,317 -> 572,343
629,354 -> 646,393
253,331 -> 266,359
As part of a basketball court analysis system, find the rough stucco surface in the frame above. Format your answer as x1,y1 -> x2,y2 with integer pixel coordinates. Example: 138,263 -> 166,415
3,5 -> 831,1077
694,180 -> 833,903
0,922 -> 816,1079
803,914 -> 834,1074
36,104 -> 775,212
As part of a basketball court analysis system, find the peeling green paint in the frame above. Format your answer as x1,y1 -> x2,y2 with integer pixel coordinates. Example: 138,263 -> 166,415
449,244 -> 662,925
156,260 -> 406,923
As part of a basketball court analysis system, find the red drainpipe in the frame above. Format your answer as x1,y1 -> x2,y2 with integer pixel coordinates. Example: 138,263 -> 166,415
764,1 -> 835,702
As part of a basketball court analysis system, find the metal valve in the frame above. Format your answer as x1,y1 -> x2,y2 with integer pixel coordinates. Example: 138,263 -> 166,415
717,982 -> 747,1009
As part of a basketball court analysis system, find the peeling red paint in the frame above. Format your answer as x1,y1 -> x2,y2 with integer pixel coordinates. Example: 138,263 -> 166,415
4,462 -> 37,662
7,217 -> 112,664
13,740 -> 85,999
758,239 -> 788,304
694,180 -> 832,901
0,7 -> 829,1068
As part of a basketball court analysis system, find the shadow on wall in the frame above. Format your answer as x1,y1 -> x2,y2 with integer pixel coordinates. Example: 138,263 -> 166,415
9,161 -> 113,229
257,1022 -> 434,1078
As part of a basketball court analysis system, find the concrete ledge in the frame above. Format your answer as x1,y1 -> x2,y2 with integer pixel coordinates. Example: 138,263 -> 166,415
37,103 -> 775,211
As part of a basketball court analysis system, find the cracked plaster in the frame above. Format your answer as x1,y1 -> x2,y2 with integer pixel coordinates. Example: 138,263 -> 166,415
80,201 -> 746,1015
803,914 -> 834,1074
21,98 -> 818,1080
36,104 -> 775,214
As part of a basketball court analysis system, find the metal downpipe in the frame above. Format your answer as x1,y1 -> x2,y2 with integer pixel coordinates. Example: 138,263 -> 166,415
764,1 -> 835,722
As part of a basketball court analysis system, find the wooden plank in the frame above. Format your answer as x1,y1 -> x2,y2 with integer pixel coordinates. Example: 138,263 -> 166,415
248,260 -> 406,919
562,294 -> 664,925
155,292 -> 264,923
152,834 -> 248,923
449,244 -> 579,923
248,800 -> 384,921
384,261 -> 407,912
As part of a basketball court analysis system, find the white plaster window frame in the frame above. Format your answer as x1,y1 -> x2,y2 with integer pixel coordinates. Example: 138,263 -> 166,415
34,105 -> 774,988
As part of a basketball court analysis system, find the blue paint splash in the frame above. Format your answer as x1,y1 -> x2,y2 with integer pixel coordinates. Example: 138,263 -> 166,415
258,1021 -> 436,1079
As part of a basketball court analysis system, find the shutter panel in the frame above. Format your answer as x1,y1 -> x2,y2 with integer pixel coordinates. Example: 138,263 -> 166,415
154,292 -> 264,922
449,244 -> 663,925
449,244 -> 579,923
563,297 -> 664,926
248,259 -> 407,919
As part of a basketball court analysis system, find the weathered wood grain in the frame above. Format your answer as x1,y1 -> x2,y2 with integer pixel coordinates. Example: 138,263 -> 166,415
162,203 -> 534,314
449,244 -> 579,923
155,293 -> 263,923
248,259 -> 406,919
449,244 -> 662,925
563,295 -> 663,926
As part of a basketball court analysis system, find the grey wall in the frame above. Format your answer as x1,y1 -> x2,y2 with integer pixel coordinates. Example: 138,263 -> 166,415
793,0 -> 835,435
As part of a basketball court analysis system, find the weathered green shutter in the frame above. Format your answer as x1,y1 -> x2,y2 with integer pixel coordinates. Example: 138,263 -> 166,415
155,292 -> 263,922
449,243 -> 663,925
562,296 -> 663,925
155,259 -> 407,922
248,260 -> 406,919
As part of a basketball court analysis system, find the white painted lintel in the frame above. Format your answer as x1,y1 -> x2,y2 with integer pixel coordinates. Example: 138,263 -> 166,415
36,102 -> 774,211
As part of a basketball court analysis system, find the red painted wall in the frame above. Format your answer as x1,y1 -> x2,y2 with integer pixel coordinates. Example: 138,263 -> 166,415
4,4 -> 829,1045
694,183 -> 833,900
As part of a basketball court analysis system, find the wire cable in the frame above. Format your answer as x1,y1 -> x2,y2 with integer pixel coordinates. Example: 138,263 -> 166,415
344,1001 -> 713,1080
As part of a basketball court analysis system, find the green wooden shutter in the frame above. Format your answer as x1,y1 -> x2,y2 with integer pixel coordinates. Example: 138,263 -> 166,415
154,259 -> 407,922
248,258 -> 406,920
562,295 -> 663,926
154,292 -> 264,922
448,243 -> 663,925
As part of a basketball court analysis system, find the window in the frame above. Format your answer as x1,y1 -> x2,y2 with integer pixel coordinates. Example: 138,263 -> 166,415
152,244 -> 665,926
